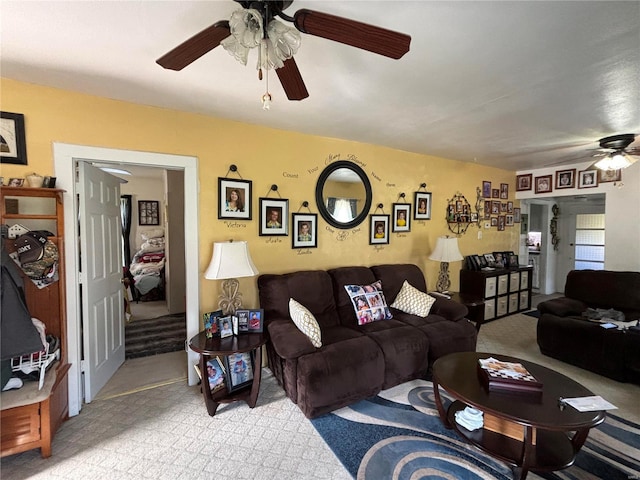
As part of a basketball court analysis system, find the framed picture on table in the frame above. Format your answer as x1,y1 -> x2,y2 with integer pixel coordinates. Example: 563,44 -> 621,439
247,309 -> 264,333
224,351 -> 254,393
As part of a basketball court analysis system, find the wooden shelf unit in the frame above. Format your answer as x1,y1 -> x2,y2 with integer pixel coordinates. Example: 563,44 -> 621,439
1,186 -> 70,458
460,266 -> 533,321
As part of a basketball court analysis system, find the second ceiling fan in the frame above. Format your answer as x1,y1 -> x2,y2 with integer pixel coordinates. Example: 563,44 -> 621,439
156,0 -> 412,102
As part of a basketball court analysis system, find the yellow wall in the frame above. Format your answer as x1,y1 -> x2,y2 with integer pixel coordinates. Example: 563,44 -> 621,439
1,78 -> 519,317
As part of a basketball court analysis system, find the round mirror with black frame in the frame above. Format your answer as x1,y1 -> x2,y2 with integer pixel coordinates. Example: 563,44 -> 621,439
315,161 -> 372,229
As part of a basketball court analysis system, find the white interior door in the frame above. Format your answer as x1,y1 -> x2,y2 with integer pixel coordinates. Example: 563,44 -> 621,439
78,161 -> 125,402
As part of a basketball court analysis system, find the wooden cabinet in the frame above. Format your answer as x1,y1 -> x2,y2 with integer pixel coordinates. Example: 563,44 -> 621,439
460,266 -> 533,322
1,187 -> 70,458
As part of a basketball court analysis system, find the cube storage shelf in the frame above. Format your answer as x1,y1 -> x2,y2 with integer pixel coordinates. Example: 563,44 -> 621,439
460,266 -> 533,321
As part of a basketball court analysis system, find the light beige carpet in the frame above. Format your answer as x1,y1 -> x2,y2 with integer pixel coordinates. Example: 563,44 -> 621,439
93,350 -> 187,401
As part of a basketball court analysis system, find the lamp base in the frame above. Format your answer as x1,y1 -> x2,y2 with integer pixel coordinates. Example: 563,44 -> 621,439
435,262 -> 451,293
218,278 -> 243,315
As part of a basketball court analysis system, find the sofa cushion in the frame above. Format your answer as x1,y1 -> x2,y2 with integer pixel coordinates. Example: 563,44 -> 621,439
371,264 -> 428,301
258,270 -> 340,329
564,270 -> 640,314
391,280 -> 436,317
289,298 -> 322,348
344,280 -> 393,324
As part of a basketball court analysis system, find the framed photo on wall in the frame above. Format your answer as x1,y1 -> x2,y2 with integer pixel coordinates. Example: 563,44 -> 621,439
492,188 -> 500,198
413,192 -> 431,220
292,213 -> 317,249
578,170 -> 598,188
369,214 -> 390,244
0,111 -> 28,165
392,203 -> 411,232
555,169 -> 576,189
224,352 -> 254,393
598,168 -> 621,183
138,200 -> 160,225
482,181 -> 492,198
535,175 -> 553,194
259,198 -> 288,236
218,178 -> 252,220
516,174 -> 532,191
500,183 -> 509,199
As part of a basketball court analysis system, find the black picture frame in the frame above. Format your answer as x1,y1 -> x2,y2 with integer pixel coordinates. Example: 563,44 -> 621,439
224,351 -> 254,393
259,198 -> 288,236
500,183 -> 509,199
392,203 -> 411,232
247,309 -> 264,333
369,214 -> 390,244
413,192 -> 432,220
203,310 -> 222,338
218,177 -> 252,220
235,309 -> 250,333
219,316 -> 234,338
292,213 -> 317,249
138,200 -> 160,226
0,111 -> 28,165
206,357 -> 226,394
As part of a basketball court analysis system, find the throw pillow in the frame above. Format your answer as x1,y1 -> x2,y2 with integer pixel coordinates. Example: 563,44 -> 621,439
344,280 -> 393,325
289,299 -> 322,348
391,280 -> 436,317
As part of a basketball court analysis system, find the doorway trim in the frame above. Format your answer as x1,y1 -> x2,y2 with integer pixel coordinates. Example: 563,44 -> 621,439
53,143 -> 200,417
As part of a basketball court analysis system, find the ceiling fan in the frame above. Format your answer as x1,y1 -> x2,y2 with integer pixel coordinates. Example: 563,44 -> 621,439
156,0 -> 411,103
590,134 -> 639,170
544,133 -> 639,170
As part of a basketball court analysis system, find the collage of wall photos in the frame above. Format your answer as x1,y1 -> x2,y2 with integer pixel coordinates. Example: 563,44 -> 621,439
480,181 -> 520,231
515,168 -> 622,195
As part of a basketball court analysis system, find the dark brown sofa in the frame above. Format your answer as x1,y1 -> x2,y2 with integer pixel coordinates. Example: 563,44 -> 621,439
258,264 -> 478,418
537,269 -> 640,383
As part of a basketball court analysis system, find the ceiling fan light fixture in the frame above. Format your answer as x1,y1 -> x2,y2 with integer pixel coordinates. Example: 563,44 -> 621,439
594,151 -> 636,171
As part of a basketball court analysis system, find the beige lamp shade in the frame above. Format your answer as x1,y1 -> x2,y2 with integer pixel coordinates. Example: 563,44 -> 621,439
429,236 -> 463,263
204,241 -> 259,280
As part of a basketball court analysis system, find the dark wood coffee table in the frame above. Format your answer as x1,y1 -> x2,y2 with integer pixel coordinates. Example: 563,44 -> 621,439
432,352 -> 606,480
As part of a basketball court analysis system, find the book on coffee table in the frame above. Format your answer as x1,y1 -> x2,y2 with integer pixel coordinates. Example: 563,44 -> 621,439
478,357 -> 543,393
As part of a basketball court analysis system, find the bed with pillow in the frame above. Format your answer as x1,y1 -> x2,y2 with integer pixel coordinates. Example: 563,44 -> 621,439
258,264 -> 477,418
129,229 -> 166,302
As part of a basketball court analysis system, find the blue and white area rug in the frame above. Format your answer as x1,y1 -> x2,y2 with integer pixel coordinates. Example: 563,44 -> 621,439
311,380 -> 640,480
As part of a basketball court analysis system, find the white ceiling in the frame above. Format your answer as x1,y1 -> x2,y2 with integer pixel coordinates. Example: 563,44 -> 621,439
2,1 -> 639,172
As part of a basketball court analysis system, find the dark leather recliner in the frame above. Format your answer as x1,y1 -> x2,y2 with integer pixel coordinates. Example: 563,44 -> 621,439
537,269 -> 640,383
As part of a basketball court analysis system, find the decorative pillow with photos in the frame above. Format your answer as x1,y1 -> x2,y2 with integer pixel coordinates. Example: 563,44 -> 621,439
344,280 -> 393,325
390,280 -> 436,317
288,299 -> 322,348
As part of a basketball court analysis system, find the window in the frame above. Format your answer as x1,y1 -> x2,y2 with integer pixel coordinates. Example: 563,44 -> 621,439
574,214 -> 605,270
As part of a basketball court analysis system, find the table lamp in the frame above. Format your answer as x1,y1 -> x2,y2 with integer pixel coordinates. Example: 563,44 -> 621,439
429,235 -> 463,293
204,240 -> 259,315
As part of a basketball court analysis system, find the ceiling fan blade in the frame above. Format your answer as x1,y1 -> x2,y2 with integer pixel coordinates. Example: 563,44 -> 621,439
157,21 -> 230,71
294,9 -> 411,59
275,57 -> 309,101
